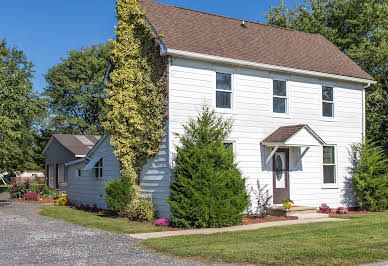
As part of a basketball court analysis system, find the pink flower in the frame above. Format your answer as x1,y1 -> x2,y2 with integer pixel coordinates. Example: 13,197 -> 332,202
155,218 -> 170,227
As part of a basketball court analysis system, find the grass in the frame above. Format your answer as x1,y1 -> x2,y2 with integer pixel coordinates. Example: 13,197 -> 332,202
141,213 -> 388,265
38,205 -> 167,234
0,185 -> 9,193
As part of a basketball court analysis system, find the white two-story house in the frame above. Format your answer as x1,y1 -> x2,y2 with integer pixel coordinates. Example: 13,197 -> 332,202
66,0 -> 375,218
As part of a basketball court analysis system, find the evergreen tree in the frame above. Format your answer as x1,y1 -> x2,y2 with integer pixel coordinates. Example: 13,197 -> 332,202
169,106 -> 249,228
352,140 -> 388,211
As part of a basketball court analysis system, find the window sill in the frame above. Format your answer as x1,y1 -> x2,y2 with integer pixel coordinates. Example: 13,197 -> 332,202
215,108 -> 235,114
322,183 -> 338,189
320,116 -> 336,122
272,113 -> 292,119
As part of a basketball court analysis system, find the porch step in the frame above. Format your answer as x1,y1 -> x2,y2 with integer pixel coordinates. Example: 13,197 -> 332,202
269,206 -> 319,217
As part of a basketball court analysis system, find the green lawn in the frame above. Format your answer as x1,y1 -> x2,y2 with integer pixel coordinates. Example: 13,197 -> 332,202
0,185 -> 9,193
38,205 -> 167,234
141,213 -> 388,265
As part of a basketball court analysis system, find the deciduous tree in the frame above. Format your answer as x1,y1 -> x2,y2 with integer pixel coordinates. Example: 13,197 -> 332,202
44,43 -> 112,135
0,39 -> 46,173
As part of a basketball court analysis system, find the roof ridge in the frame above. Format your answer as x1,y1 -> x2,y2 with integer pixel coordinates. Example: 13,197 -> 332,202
144,0 -> 321,37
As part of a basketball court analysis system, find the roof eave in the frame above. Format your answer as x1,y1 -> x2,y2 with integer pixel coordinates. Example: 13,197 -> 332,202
65,158 -> 86,167
162,48 -> 376,85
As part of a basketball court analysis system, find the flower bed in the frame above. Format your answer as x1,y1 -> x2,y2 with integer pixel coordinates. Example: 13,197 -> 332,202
330,209 -> 388,217
11,198 -> 56,204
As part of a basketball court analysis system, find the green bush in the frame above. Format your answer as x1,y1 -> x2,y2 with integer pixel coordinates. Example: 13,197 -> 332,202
30,184 -> 53,195
105,176 -> 136,215
352,140 -> 388,211
8,181 -> 28,198
135,195 -> 155,222
169,106 -> 249,228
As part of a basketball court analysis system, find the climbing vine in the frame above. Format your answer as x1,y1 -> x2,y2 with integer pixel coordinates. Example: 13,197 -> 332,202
104,0 -> 168,181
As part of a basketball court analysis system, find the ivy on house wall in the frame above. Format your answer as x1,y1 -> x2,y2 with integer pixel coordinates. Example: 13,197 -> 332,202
104,0 -> 168,181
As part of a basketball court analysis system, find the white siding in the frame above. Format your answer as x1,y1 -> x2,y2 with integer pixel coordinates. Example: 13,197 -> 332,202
168,58 -> 364,210
67,136 -> 120,209
140,125 -> 171,218
67,133 -> 171,217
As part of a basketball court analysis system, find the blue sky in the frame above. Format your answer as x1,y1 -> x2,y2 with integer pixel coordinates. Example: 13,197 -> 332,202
0,0 -> 298,93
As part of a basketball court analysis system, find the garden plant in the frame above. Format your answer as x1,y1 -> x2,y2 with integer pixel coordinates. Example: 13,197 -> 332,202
169,106 -> 249,228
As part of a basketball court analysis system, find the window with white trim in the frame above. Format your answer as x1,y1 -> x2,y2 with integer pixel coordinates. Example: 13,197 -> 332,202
216,72 -> 232,109
322,86 -> 334,117
273,80 -> 287,113
223,141 -> 234,150
93,158 -> 103,178
323,146 -> 336,184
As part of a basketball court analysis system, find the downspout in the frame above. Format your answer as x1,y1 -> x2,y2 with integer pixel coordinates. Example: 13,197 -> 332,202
362,83 -> 371,139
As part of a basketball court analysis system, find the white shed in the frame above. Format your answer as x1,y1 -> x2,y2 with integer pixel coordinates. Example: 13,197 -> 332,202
66,135 -> 120,209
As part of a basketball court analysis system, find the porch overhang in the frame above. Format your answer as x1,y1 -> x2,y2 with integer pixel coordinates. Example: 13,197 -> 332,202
261,124 -> 325,165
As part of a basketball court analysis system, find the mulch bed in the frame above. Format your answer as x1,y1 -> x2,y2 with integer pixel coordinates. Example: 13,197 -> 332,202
240,215 -> 296,225
11,198 -> 55,204
329,210 -> 388,216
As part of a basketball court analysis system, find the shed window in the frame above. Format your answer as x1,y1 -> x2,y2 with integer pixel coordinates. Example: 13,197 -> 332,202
273,80 -> 287,113
323,146 -> 336,184
93,158 -> 103,178
216,72 -> 232,109
322,86 -> 334,117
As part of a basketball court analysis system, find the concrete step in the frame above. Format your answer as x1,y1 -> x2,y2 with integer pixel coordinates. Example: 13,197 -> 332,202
269,206 -> 318,217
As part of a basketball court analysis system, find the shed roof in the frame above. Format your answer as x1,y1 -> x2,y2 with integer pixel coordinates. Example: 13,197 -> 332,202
43,134 -> 101,157
140,0 -> 373,81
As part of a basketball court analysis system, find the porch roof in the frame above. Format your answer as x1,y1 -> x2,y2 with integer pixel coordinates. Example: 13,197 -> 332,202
262,125 -> 325,165
261,124 -> 325,147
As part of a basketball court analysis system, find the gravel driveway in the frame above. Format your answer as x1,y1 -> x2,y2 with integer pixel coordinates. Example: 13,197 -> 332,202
0,198 -> 207,265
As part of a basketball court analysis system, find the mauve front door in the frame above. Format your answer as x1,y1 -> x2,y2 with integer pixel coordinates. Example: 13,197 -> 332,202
272,148 -> 290,204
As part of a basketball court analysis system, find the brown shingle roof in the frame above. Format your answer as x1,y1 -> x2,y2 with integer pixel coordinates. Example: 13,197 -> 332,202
140,0 -> 373,81
262,125 -> 306,143
52,134 -> 101,156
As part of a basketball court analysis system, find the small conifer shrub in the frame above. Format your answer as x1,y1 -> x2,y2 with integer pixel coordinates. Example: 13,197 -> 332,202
352,140 -> 388,211
169,106 -> 249,228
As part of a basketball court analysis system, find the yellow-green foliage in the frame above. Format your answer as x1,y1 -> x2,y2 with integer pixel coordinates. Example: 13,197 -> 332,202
104,0 -> 168,180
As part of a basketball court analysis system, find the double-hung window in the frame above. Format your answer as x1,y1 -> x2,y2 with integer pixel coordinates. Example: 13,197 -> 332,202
93,158 -> 103,178
323,146 -> 336,184
216,72 -> 232,109
322,86 -> 334,117
273,80 -> 287,113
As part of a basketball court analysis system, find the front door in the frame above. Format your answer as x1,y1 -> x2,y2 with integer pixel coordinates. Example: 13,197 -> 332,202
272,148 -> 290,204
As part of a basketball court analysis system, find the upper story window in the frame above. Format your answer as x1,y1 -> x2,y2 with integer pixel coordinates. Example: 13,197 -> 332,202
93,158 -> 103,178
216,72 -> 232,109
322,86 -> 334,117
273,80 -> 287,113
323,146 -> 336,184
